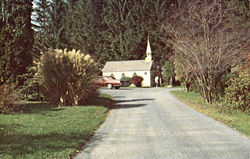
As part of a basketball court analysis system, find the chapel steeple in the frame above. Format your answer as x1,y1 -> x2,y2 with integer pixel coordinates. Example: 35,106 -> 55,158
145,36 -> 152,62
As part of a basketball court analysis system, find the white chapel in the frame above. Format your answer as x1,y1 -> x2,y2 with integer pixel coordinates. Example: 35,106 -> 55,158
102,38 -> 156,87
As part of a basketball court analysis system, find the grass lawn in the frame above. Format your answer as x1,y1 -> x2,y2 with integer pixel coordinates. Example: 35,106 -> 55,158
0,94 -> 112,159
170,90 -> 250,137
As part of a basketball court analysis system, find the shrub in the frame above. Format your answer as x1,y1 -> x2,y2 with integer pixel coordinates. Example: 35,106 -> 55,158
216,70 -> 237,98
18,67 -> 46,101
120,77 -> 131,82
130,76 -> 143,87
223,67 -> 249,113
0,83 -> 21,113
120,77 -> 131,87
33,49 -> 99,106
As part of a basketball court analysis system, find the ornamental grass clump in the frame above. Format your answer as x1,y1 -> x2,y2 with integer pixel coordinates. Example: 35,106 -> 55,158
33,49 -> 99,106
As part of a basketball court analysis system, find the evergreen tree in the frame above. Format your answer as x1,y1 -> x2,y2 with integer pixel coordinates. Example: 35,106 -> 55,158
62,0 -> 175,67
49,1 -> 68,49
0,0 -> 34,85
100,0 -> 175,66
64,0 -> 105,64
33,0 -> 51,54
100,0 -> 144,61
32,0 -> 177,68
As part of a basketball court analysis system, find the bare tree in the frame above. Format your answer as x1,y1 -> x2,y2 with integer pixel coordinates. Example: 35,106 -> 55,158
163,0 -> 249,103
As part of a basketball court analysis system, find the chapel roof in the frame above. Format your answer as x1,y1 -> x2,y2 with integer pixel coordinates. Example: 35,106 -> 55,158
102,60 -> 153,72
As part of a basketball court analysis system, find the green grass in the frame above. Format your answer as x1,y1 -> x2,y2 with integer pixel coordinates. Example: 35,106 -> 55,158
0,94 -> 112,159
170,90 -> 250,137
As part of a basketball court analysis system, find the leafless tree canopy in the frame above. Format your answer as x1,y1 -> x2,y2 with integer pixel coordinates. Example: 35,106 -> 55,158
163,0 -> 249,103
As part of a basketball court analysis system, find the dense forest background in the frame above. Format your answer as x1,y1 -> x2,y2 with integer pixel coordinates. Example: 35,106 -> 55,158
1,0 -> 248,84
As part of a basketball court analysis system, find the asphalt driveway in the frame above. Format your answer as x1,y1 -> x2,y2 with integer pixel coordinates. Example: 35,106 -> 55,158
75,88 -> 250,159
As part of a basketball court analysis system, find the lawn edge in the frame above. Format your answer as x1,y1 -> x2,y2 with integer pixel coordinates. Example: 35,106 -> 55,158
73,94 -> 114,157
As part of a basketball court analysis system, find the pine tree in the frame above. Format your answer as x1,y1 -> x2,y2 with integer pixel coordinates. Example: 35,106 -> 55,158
0,0 -> 34,85
100,0 -> 174,65
33,0 -> 51,54
64,0 -> 105,63
100,0 -> 144,61
49,1 -> 68,49
33,0 -> 176,67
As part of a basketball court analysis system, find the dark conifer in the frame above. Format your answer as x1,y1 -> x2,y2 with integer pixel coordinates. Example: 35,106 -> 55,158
0,0 -> 34,85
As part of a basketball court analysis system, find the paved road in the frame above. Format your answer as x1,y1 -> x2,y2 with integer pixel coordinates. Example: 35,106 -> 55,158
75,88 -> 250,159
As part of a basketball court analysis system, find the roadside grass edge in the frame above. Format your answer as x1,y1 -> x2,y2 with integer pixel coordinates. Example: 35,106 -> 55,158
170,90 -> 250,137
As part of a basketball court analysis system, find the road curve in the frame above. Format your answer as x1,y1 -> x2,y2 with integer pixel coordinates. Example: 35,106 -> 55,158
75,88 -> 250,159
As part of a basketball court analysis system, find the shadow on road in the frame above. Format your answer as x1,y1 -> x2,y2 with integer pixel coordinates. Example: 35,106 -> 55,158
87,96 -> 152,110
112,98 -> 154,109
112,96 -> 125,98
114,103 -> 147,109
115,98 -> 154,103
